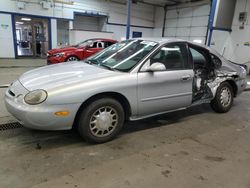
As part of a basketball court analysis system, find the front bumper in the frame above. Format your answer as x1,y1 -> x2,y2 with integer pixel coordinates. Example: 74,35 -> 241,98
47,56 -> 66,65
236,78 -> 247,95
4,81 -> 80,130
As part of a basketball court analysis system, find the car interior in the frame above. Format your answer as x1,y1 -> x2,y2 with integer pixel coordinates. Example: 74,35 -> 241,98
188,44 -> 218,102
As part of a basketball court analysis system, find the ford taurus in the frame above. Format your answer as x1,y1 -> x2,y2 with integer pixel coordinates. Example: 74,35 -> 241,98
5,38 -> 247,143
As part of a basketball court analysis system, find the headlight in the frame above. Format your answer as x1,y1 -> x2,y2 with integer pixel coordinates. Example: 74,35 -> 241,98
24,90 -> 47,105
53,52 -> 65,57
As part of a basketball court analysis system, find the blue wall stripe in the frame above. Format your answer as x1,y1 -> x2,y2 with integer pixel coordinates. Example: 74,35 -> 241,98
126,0 -> 131,39
207,0 -> 218,46
212,27 -> 232,32
48,18 -> 52,50
106,22 -> 154,29
11,14 -> 17,58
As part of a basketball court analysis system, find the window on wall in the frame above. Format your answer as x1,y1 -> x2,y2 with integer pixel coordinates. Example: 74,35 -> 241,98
57,19 -> 69,47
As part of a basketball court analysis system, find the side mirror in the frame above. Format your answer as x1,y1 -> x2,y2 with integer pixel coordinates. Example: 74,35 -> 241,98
145,62 -> 166,72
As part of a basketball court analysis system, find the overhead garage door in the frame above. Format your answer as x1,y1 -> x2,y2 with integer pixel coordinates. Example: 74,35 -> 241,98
73,14 -> 106,31
164,4 -> 211,44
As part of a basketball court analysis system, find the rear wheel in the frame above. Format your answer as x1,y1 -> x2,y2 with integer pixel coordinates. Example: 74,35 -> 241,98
77,98 -> 124,143
210,82 -> 233,113
66,56 -> 79,62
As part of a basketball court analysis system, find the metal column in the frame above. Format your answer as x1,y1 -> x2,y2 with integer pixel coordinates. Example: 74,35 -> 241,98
207,0 -> 217,46
126,0 -> 131,39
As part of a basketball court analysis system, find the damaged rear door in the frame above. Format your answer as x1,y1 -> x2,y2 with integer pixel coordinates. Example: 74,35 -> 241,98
188,44 -> 215,102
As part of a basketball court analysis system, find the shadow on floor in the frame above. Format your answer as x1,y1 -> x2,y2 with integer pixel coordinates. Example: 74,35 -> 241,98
0,103 -> 213,150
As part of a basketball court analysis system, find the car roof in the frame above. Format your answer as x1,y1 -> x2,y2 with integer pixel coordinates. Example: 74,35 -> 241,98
133,37 -> 185,44
90,38 -> 117,42
133,37 -> 214,52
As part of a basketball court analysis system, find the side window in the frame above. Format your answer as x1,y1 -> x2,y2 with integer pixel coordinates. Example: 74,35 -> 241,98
189,47 -> 207,69
90,42 -> 98,48
210,53 -> 222,68
147,42 -> 190,70
104,41 -> 114,48
97,42 -> 104,48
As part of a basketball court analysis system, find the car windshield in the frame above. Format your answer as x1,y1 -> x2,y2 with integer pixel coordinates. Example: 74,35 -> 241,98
74,39 -> 93,48
85,39 -> 158,72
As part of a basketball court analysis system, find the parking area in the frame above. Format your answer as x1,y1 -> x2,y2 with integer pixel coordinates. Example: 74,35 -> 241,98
1,0 -> 250,187
0,59 -> 250,188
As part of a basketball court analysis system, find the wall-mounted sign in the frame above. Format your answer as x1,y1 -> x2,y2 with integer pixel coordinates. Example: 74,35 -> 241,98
132,31 -> 142,38
244,42 -> 250,46
1,24 -> 9,29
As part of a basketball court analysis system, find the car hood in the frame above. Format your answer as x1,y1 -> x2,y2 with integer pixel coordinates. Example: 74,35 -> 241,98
19,62 -> 119,91
48,46 -> 81,54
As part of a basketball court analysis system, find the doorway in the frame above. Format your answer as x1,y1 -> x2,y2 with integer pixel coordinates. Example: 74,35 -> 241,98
14,15 -> 50,58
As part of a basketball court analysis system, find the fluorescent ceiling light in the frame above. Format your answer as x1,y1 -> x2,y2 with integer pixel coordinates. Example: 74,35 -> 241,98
16,21 -> 24,24
193,39 -> 202,44
21,18 -> 31,21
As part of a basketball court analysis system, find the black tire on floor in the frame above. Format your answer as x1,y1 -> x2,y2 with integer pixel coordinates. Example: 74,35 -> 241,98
210,82 -> 234,113
66,56 -> 79,62
77,98 -> 125,143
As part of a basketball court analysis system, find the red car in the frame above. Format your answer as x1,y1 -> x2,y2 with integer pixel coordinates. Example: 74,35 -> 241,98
47,38 -> 117,65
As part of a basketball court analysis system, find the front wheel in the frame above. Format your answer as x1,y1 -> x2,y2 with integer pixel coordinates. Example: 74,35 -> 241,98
210,82 -> 233,113
66,56 -> 79,62
77,98 -> 125,143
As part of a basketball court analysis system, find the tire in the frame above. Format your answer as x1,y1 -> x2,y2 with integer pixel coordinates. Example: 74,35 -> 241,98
77,98 -> 125,143
66,56 -> 79,62
210,82 -> 234,113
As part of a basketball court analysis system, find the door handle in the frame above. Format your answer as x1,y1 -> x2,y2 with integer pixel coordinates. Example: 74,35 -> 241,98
181,75 -> 191,81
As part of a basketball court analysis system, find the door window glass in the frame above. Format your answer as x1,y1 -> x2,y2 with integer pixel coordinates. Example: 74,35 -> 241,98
143,42 -> 189,71
189,48 -> 207,69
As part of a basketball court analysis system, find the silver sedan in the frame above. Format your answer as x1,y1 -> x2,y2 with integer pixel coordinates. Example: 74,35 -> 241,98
5,38 -> 247,143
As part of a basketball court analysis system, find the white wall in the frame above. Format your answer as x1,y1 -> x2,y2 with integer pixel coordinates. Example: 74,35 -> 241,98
0,1 -> 155,27
107,25 -> 153,41
153,7 -> 164,37
0,0 -> 156,57
211,0 -> 250,65
69,30 -> 114,45
0,14 -> 15,58
156,0 -> 210,44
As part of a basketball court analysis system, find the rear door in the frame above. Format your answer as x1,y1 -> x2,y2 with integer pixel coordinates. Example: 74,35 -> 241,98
137,42 -> 194,116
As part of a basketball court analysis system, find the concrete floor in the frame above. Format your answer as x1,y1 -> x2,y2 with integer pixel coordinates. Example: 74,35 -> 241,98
0,59 -> 250,188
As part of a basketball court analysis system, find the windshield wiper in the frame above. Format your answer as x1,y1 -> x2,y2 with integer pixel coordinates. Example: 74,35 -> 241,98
85,60 -> 115,71
85,60 -> 93,64
99,64 -> 114,71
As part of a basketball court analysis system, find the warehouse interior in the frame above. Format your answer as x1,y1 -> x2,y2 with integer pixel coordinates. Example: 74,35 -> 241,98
0,0 -> 250,187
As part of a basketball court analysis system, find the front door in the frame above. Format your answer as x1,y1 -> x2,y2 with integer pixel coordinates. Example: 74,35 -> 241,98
137,42 -> 194,116
84,41 -> 104,58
